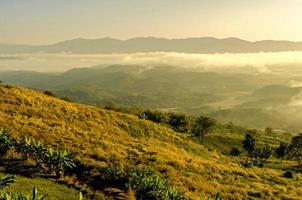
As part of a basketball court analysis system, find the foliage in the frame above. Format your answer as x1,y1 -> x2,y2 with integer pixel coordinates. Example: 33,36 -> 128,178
229,147 -> 241,156
242,133 -> 255,156
140,110 -> 169,124
287,134 -> 302,165
95,166 -> 185,200
283,170 -> 294,178
136,176 -> 185,200
168,113 -> 192,133
0,187 -> 47,200
0,129 -> 13,158
275,142 -> 288,160
191,116 -> 216,144
0,176 -> 15,189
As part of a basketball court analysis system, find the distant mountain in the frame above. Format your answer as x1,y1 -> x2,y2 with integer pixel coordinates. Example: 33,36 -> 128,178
2,37 -> 302,54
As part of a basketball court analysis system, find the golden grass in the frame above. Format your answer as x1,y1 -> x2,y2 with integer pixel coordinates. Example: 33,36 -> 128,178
1,84 -> 302,199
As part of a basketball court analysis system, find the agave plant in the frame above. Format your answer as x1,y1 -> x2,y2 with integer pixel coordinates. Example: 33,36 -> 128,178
0,129 -> 13,159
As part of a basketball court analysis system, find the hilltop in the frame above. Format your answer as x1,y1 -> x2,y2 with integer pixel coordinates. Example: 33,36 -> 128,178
0,84 -> 302,199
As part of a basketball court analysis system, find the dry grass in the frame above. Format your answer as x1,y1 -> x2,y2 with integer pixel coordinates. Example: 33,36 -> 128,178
1,84 -> 302,199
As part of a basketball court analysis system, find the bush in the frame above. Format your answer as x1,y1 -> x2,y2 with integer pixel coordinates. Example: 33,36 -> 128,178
93,166 -> 185,200
283,170 -> 294,178
136,176 -> 185,200
230,147 -> 241,156
0,129 -> 14,158
43,90 -> 55,97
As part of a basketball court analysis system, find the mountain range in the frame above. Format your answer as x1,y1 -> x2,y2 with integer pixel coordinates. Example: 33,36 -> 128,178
3,37 -> 302,54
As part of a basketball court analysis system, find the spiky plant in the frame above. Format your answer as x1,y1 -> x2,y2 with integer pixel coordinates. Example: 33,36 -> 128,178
16,138 -> 32,160
52,150 -> 75,178
31,140 -> 47,168
0,129 -> 13,159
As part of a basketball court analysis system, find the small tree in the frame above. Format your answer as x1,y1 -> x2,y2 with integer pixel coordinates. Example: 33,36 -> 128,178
53,150 -> 76,178
168,113 -> 191,133
287,134 -> 302,166
275,142 -> 288,162
242,133 -> 255,156
191,116 -> 216,144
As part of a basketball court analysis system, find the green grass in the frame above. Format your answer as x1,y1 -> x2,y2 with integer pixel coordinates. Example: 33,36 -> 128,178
0,173 -> 80,200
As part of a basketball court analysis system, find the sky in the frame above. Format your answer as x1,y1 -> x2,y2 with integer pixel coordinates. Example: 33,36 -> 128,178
1,0 -> 302,44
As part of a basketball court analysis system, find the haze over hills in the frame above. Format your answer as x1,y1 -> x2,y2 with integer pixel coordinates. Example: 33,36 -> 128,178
2,65 -> 302,131
3,37 -> 302,54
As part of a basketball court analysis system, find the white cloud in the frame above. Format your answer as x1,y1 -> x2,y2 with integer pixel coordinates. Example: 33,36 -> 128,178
1,51 -> 302,73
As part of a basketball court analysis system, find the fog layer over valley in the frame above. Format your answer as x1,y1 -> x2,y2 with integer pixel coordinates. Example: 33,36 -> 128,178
2,51 -> 302,74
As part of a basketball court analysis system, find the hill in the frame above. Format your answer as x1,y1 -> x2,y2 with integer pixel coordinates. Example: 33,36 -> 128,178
2,65 -> 302,131
1,84 -> 302,199
3,37 -> 302,54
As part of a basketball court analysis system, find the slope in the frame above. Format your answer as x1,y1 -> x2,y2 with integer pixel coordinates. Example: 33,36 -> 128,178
0,84 -> 301,199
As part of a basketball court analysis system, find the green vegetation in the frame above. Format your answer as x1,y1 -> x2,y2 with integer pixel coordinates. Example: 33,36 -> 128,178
3,65 -> 302,131
1,84 -> 302,199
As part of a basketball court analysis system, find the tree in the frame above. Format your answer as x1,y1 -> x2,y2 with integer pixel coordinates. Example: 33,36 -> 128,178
275,142 -> 288,161
0,129 -> 13,159
191,116 -> 216,144
242,133 -> 255,156
287,134 -> 302,166
168,113 -> 191,133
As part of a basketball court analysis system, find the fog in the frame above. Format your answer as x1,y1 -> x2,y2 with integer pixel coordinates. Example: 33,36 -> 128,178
1,51 -> 302,74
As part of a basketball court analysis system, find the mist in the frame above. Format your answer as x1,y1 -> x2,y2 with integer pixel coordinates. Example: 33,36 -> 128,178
1,51 -> 302,74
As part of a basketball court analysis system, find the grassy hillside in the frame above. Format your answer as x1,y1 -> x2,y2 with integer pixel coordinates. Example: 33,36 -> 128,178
1,84 -> 302,199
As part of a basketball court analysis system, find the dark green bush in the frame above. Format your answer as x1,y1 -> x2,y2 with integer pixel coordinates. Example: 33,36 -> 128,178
230,147 -> 241,156
283,170 -> 294,178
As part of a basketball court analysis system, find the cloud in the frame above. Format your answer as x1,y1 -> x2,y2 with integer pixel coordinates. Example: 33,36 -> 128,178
1,51 -> 302,73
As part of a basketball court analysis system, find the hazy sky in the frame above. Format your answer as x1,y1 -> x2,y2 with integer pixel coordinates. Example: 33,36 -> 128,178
1,0 -> 302,44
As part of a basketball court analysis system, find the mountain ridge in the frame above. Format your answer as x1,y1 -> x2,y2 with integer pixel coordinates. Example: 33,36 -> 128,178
2,37 -> 302,54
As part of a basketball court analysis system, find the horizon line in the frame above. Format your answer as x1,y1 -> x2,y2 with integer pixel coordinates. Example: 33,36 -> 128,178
2,36 -> 302,46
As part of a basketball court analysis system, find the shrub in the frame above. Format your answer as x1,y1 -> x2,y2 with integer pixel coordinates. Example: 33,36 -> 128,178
139,110 -> 169,124
0,129 -> 14,158
242,133 -> 255,156
136,176 -> 185,200
168,113 -> 191,133
43,90 -> 55,97
275,142 -> 288,160
230,147 -> 241,156
283,170 -> 294,178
